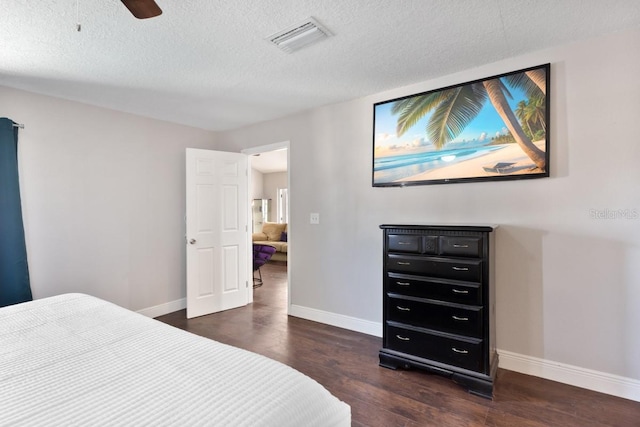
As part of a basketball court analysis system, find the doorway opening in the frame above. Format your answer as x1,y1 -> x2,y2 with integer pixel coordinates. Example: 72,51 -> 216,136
243,142 -> 290,312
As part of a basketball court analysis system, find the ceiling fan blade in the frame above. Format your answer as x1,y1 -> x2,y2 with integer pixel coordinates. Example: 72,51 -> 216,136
121,0 -> 162,19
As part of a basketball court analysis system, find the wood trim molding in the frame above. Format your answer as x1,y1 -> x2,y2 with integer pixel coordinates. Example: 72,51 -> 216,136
137,298 -> 186,318
498,349 -> 640,403
289,304 -> 382,337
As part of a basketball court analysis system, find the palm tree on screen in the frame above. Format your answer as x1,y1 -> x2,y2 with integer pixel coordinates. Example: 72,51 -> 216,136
515,92 -> 547,140
515,100 -> 535,137
391,73 -> 546,170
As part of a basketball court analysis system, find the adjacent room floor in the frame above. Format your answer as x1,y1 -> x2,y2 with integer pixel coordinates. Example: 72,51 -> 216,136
156,263 -> 640,426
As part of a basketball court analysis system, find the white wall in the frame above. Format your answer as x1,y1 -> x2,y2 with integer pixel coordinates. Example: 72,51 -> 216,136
250,168 -> 264,199
0,86 -> 217,311
218,27 -> 640,388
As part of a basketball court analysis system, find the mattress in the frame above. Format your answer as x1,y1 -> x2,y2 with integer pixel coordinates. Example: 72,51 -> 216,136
0,294 -> 350,426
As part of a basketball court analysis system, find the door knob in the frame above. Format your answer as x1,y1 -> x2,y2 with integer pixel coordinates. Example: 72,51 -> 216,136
189,239 -> 196,244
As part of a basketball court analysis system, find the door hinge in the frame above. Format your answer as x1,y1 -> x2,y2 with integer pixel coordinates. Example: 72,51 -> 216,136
246,280 -> 249,288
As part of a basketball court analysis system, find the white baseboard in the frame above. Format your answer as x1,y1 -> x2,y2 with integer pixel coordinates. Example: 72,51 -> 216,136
289,304 -> 382,337
498,349 -> 640,402
137,298 -> 186,318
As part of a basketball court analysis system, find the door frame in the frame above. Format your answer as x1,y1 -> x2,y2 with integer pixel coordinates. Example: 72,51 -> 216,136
242,141 -> 290,312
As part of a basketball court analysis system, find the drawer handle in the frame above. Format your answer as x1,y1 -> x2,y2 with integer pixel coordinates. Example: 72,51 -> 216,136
452,289 -> 469,294
452,315 -> 469,321
396,306 -> 411,312
396,335 -> 410,341
452,347 -> 469,354
453,244 -> 469,248
397,241 -> 412,245
397,261 -> 411,266
452,266 -> 469,271
396,281 -> 411,286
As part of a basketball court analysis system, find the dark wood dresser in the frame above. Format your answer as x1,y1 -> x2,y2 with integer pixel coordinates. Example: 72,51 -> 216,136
379,224 -> 497,398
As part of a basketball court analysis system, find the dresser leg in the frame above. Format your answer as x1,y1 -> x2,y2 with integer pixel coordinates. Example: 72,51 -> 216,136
378,352 -> 401,370
380,350 -> 494,399
451,373 -> 493,399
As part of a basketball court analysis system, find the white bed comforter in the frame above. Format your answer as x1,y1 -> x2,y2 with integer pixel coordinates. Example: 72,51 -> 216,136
0,294 -> 350,426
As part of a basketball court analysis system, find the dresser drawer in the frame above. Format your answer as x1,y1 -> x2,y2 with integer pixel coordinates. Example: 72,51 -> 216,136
386,324 -> 483,372
387,255 -> 482,282
388,234 -> 421,253
439,236 -> 482,258
387,296 -> 482,337
388,235 -> 438,254
388,273 -> 481,305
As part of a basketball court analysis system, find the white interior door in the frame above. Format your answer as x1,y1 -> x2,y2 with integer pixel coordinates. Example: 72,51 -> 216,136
186,148 -> 249,319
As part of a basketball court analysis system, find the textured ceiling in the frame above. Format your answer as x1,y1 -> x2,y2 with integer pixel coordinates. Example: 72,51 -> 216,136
2,0 -> 639,131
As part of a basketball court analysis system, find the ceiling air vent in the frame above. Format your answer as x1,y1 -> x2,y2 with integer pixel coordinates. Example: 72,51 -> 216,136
266,17 -> 332,53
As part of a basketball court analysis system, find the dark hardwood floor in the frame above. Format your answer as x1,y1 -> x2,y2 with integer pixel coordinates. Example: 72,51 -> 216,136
156,263 -> 640,426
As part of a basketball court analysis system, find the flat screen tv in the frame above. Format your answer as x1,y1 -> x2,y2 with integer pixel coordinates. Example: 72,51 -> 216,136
372,63 -> 550,187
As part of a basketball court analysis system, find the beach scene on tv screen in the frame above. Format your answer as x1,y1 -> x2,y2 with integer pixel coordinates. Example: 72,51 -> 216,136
373,66 -> 548,185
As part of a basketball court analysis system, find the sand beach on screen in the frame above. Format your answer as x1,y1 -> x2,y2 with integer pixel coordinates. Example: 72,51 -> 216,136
401,140 -> 546,182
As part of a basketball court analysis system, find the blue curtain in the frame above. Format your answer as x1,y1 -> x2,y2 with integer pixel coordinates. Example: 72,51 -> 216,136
0,118 -> 32,307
